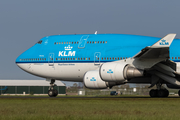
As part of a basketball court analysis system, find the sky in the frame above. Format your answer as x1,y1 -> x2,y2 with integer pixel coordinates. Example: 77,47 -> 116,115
0,1 -> 180,86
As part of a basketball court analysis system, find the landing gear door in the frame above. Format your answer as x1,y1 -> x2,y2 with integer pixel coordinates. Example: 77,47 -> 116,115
94,52 -> 101,65
48,53 -> 54,66
78,35 -> 89,49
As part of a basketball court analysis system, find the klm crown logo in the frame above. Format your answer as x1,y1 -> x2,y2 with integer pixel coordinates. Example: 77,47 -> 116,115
58,45 -> 76,57
107,69 -> 113,73
90,77 -> 96,81
159,40 -> 169,45
65,45 -> 73,50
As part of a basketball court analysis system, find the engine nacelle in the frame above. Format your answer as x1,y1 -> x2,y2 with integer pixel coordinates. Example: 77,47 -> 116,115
83,70 -> 124,89
99,62 -> 144,82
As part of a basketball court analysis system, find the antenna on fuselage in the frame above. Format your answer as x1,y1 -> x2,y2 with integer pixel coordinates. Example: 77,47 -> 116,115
94,31 -> 97,35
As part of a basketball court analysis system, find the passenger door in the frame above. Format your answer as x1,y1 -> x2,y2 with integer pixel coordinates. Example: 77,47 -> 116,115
94,52 -> 101,65
48,53 -> 54,66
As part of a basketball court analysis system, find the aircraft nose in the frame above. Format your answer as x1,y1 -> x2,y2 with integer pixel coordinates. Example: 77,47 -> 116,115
16,55 -> 30,72
16,54 -> 23,69
16,54 -> 21,64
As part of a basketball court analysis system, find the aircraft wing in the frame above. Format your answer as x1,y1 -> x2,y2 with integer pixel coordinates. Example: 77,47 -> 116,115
132,34 -> 180,88
133,34 -> 176,59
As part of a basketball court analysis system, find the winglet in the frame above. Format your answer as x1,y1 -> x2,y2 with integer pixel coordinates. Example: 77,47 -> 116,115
151,33 -> 176,48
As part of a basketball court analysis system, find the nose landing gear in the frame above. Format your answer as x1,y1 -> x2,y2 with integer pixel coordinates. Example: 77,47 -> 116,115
48,79 -> 58,97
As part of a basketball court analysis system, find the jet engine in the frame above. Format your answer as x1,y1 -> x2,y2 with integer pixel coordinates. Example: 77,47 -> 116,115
99,62 -> 144,82
83,70 -> 124,89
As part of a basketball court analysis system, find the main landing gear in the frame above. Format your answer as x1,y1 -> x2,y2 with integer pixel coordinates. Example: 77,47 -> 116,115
48,79 -> 58,97
178,90 -> 180,97
149,89 -> 169,97
149,83 -> 169,97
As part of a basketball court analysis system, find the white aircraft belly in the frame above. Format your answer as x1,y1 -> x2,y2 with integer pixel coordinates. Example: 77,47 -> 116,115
17,63 -> 100,82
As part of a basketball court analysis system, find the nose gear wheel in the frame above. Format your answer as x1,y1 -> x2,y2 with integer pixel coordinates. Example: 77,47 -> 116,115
48,79 -> 58,97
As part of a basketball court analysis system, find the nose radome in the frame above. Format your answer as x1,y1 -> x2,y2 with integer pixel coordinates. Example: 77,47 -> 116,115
16,54 -> 23,70
15,54 -> 21,64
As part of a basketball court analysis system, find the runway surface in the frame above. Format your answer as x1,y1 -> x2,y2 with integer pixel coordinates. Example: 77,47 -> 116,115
0,96 -> 179,98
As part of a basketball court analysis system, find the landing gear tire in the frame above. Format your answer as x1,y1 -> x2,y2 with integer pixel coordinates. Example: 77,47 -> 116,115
48,89 -> 58,97
53,89 -> 58,97
178,90 -> 180,97
164,89 -> 169,97
157,89 -> 165,97
48,90 -> 54,97
150,89 -> 169,98
149,89 -> 158,97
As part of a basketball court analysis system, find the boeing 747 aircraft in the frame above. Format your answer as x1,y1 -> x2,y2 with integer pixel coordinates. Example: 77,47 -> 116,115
16,33 -> 180,97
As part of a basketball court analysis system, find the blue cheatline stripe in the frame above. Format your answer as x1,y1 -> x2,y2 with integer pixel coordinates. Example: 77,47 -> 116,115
15,60 -> 113,64
16,60 -> 180,64
0,86 -> 7,90
172,60 -> 180,62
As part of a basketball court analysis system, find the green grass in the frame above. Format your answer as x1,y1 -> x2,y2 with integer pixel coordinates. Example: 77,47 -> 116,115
0,97 -> 180,120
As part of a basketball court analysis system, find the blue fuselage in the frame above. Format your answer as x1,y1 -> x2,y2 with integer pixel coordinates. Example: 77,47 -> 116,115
15,34 -> 180,81
16,34 -> 180,64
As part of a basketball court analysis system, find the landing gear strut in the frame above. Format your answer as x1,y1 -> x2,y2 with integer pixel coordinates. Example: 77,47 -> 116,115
48,79 -> 58,97
149,83 -> 169,97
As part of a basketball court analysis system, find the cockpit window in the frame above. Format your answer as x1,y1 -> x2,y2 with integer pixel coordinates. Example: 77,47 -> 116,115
37,40 -> 42,44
